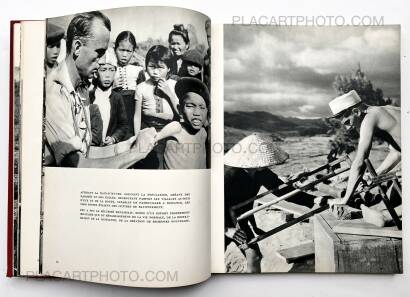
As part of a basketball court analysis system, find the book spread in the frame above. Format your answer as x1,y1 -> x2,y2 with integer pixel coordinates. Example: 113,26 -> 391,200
8,5 -> 403,288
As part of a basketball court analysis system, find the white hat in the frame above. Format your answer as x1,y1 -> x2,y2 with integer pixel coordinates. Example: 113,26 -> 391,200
98,47 -> 117,67
224,133 -> 289,168
329,90 -> 362,118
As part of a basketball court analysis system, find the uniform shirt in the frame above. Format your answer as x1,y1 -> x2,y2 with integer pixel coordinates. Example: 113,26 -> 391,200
44,61 -> 91,166
163,123 -> 207,169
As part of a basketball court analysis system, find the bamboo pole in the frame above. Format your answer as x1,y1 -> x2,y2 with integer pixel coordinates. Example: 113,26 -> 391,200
236,166 -> 349,222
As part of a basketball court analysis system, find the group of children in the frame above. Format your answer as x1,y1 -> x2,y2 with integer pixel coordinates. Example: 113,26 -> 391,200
46,21 -> 211,169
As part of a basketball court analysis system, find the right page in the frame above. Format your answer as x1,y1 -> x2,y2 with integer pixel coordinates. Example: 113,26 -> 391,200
213,24 -> 402,273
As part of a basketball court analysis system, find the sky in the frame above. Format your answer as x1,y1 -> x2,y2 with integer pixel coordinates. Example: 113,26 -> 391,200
224,25 -> 400,118
49,6 -> 209,49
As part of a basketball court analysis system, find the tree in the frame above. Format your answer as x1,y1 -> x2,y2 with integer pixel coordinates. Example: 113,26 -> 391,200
332,63 -> 386,106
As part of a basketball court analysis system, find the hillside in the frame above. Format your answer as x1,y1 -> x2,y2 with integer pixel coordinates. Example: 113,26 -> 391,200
224,111 -> 329,137
224,111 -> 330,152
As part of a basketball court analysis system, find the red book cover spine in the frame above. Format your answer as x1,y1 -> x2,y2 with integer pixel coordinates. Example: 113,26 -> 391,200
7,20 -> 18,277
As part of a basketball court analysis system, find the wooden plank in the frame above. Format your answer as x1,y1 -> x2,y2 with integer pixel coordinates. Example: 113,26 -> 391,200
314,213 -> 338,272
277,241 -> 314,263
333,222 -> 402,238
256,193 -> 311,216
314,211 -> 402,273
270,201 -> 311,216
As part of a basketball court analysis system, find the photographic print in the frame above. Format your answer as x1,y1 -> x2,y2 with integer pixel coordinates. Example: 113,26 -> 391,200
223,25 -> 402,273
43,7 -> 211,170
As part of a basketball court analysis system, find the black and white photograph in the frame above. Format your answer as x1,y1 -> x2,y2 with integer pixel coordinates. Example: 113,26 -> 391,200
43,7 -> 211,170
223,25 -> 402,273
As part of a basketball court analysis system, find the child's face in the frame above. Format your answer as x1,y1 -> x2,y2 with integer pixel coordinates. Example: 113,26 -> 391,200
169,34 -> 189,57
184,62 -> 202,77
115,40 -> 134,66
181,93 -> 208,131
46,40 -> 61,67
146,59 -> 170,82
97,64 -> 116,89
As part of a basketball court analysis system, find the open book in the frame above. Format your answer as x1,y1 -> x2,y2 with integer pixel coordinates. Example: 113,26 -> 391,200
8,5 -> 403,288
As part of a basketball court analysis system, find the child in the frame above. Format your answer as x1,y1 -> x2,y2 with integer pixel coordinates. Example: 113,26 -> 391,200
132,45 -> 180,169
168,24 -> 190,76
90,48 -> 129,146
134,45 -> 180,134
163,77 -> 209,169
113,31 -> 145,137
180,49 -> 204,80
45,23 -> 64,74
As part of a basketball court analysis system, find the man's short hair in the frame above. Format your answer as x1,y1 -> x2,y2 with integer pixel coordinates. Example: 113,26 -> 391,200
66,11 -> 111,53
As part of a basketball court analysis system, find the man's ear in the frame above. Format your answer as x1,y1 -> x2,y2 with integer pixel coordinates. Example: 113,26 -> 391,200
72,39 -> 83,58
352,107 -> 361,116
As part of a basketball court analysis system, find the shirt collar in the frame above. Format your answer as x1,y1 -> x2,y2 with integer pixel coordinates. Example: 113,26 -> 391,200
52,60 -> 87,94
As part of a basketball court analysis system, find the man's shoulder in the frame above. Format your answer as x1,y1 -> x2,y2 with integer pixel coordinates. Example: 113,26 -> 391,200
46,75 -> 66,103
363,106 -> 380,120
45,62 -> 72,102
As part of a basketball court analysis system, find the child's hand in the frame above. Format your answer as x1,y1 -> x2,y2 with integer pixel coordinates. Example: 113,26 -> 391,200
103,136 -> 115,146
157,79 -> 173,99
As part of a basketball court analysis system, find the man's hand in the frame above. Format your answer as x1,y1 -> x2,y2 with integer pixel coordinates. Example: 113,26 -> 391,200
284,168 -> 309,183
225,228 -> 247,245
131,127 -> 157,158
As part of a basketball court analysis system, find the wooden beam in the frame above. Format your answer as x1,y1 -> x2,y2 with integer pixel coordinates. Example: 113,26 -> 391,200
276,241 -> 314,263
333,222 -> 402,238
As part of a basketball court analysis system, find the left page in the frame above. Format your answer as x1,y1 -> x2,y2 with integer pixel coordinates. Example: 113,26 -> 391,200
38,6 -> 211,287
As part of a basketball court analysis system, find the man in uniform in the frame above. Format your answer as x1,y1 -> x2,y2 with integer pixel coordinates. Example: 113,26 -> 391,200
44,11 -> 156,168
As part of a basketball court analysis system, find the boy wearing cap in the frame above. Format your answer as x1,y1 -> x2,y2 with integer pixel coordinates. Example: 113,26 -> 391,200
180,49 -> 204,80
45,23 -> 65,74
89,48 -> 129,146
327,90 -> 401,223
163,77 -> 209,169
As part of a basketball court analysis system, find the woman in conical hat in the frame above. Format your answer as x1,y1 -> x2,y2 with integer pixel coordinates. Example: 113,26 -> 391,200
224,133 -> 316,273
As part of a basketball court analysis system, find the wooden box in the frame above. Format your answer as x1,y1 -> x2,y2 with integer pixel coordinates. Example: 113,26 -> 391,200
314,211 -> 402,273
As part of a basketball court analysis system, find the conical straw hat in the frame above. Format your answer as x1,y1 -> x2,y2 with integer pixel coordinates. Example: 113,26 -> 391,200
224,133 -> 289,168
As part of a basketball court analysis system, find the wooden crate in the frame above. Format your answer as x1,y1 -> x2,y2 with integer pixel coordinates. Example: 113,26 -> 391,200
314,211 -> 402,273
